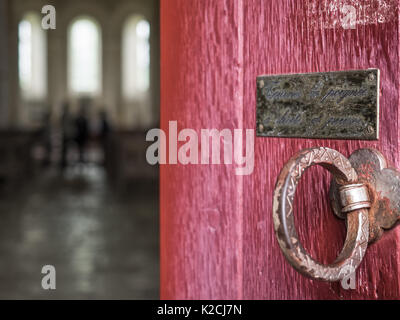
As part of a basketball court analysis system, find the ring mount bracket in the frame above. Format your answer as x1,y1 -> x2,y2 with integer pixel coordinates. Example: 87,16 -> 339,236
330,148 -> 400,243
339,183 -> 371,213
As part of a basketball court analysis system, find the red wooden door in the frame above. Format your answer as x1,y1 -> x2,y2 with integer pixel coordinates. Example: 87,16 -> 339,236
160,0 -> 400,299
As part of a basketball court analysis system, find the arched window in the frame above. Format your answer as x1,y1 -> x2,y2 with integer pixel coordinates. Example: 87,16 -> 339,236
18,13 -> 47,100
122,16 -> 150,100
68,17 -> 101,95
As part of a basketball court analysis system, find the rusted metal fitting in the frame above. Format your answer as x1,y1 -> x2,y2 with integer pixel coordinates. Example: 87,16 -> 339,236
330,148 -> 400,243
275,147 -> 400,282
273,147 -> 369,282
339,183 -> 371,213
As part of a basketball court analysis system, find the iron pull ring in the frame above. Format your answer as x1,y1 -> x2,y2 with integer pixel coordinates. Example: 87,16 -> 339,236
273,147 -> 370,281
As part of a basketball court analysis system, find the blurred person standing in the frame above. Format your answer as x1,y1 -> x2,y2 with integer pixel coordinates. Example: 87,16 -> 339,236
60,102 -> 74,169
99,109 -> 111,166
75,105 -> 89,164
41,110 -> 52,166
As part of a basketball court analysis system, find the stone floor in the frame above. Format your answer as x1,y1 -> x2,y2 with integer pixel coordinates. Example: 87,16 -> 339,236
0,164 -> 159,299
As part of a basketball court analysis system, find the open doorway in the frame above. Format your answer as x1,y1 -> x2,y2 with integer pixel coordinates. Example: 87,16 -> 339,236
0,0 -> 159,299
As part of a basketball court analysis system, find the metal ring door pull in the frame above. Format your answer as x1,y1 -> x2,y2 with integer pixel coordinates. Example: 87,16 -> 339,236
273,147 -> 370,281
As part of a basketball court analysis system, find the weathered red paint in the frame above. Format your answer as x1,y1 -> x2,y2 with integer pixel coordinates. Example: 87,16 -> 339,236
161,0 -> 400,299
160,0 -> 244,300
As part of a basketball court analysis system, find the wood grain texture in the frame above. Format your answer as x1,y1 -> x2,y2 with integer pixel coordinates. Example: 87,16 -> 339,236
161,0 -> 400,299
243,0 -> 400,299
160,0 -> 244,299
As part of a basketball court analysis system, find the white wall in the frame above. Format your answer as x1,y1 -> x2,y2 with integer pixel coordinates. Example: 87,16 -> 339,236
0,0 -> 9,128
6,0 -> 159,129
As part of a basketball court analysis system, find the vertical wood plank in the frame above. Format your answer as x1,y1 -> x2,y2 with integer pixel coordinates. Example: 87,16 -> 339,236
160,0 -> 244,299
243,0 -> 400,299
161,0 -> 400,299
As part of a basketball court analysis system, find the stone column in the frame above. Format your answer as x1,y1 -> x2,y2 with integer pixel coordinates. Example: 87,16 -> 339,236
0,0 -> 9,128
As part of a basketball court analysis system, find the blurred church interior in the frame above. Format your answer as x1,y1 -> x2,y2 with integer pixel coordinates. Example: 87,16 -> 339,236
0,0 -> 159,298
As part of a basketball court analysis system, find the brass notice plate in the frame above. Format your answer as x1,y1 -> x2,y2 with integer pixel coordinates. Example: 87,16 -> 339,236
256,69 -> 379,139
